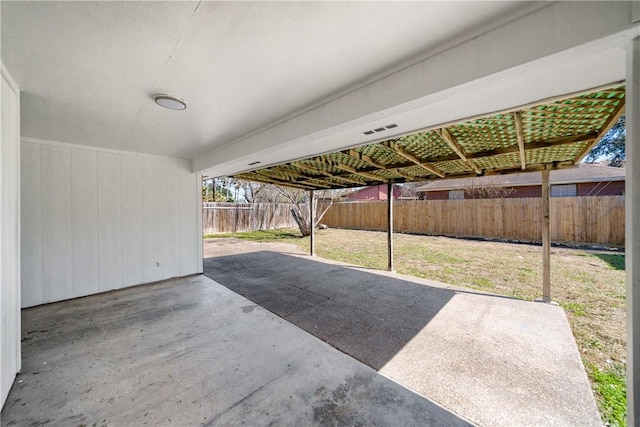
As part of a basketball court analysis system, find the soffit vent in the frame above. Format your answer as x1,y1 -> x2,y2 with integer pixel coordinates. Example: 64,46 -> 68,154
362,124 -> 398,136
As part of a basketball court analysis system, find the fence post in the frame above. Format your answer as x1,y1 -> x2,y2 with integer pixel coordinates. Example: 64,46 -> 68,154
541,168 -> 551,302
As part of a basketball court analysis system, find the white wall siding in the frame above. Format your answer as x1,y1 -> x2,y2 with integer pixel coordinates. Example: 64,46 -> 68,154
71,149 -> 100,297
21,139 -> 202,308
162,160 -> 181,280
41,145 -> 73,303
179,163 -> 200,275
142,157 -> 164,284
121,155 -> 144,287
1,65 -> 21,408
98,152 -> 123,292
20,143 -> 43,306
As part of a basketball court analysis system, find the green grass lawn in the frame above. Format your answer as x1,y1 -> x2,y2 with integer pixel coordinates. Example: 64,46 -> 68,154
206,228 -> 627,425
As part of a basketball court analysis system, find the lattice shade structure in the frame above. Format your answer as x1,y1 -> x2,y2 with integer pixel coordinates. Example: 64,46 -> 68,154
234,85 -> 625,190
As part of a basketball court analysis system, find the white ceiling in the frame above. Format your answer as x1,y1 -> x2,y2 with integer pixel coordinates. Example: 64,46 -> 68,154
2,1 -> 535,161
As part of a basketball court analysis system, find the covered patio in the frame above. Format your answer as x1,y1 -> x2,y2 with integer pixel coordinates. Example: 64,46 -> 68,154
202,238 -> 600,426
1,2 -> 639,426
1,238 -> 601,426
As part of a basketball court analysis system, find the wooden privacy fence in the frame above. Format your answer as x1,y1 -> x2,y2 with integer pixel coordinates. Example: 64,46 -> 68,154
203,202 -> 298,234
322,196 -> 625,246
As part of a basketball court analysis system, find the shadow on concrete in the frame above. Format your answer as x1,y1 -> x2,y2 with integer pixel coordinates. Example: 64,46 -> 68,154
204,250 -> 456,370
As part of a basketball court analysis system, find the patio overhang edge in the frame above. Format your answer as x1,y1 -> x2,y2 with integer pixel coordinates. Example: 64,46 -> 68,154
231,84 -> 626,190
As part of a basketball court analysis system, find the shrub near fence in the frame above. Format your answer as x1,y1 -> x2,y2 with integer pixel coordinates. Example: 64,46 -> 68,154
203,202 -> 298,234
322,196 -> 625,246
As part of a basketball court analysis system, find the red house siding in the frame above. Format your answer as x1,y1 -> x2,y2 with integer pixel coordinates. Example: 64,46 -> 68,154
423,191 -> 448,200
509,186 -> 541,198
423,180 -> 624,200
345,184 -> 402,201
577,181 -> 625,196
424,185 -> 540,200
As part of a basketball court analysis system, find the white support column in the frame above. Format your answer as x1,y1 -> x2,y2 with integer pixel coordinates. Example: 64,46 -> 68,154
387,181 -> 394,272
309,190 -> 315,256
626,36 -> 640,427
541,168 -> 551,302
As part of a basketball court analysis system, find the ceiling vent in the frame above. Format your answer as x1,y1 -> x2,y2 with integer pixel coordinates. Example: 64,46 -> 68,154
362,124 -> 398,136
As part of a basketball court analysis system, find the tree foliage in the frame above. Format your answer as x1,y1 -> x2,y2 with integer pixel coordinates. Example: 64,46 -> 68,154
202,178 -> 236,202
465,184 -> 515,199
585,116 -> 625,167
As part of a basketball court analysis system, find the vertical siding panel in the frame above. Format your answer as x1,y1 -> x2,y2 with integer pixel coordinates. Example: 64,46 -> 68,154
22,141 -> 203,307
98,152 -> 123,291
71,149 -> 100,297
179,164 -> 198,276
162,160 -> 180,278
42,145 -> 73,302
1,68 -> 21,406
20,143 -> 43,307
121,155 -> 144,286
142,157 -> 163,283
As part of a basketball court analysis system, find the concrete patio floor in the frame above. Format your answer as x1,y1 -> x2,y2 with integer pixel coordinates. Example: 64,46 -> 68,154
203,238 -> 602,427
1,275 -> 471,426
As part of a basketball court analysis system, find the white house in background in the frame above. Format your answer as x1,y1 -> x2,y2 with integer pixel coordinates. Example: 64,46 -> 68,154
0,1 -> 639,422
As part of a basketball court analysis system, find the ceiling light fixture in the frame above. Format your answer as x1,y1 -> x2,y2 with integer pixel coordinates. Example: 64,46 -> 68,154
154,94 -> 187,111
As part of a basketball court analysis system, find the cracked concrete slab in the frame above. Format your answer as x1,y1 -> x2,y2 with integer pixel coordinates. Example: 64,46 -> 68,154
203,238 -> 602,427
1,274 -> 471,426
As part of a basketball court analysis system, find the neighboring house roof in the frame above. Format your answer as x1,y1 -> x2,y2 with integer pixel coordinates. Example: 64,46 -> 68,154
416,163 -> 625,192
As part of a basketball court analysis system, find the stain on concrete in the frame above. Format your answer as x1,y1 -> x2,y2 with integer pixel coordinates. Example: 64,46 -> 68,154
242,305 -> 256,314
312,372 -> 404,427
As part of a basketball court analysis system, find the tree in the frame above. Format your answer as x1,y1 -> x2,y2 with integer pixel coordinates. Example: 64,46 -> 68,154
203,178 -> 344,235
465,184 -> 515,199
585,116 -> 625,167
398,182 -> 421,199
271,186 -> 340,236
202,178 -> 236,202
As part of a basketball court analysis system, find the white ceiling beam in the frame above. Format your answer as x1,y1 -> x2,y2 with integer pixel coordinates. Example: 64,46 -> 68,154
195,2 -> 637,174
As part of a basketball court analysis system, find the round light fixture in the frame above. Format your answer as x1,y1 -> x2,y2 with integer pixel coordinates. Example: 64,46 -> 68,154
154,94 -> 187,111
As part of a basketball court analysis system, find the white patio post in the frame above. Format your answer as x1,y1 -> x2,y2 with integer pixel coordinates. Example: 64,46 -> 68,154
626,36 -> 639,427
387,181 -> 394,272
309,189 -> 315,256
